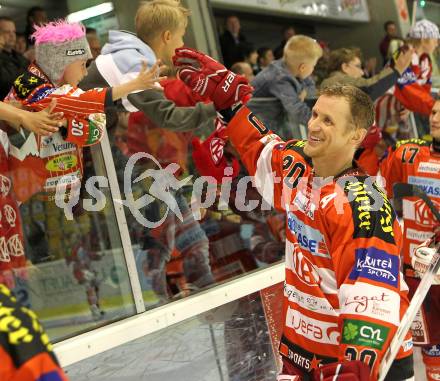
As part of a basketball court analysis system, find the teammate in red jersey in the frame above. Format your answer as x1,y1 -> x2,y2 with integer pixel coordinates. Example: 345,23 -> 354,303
172,48 -> 414,381
379,98 -> 440,381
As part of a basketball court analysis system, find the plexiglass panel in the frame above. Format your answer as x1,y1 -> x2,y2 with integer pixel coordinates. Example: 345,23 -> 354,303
5,136 -> 137,342
104,109 -> 286,307
64,282 -> 284,381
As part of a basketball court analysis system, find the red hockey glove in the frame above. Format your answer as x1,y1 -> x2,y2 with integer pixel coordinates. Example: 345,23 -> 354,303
192,127 -> 240,182
361,125 -> 382,149
311,361 -> 371,381
173,47 -> 253,110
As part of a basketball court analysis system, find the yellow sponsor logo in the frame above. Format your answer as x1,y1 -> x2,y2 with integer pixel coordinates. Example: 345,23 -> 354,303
45,154 -> 77,171
346,181 -> 372,230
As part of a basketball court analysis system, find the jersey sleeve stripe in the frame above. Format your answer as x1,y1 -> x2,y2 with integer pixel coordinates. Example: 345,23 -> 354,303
254,137 -> 281,206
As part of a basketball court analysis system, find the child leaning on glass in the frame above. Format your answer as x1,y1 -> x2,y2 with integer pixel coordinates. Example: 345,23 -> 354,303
4,20 -> 166,202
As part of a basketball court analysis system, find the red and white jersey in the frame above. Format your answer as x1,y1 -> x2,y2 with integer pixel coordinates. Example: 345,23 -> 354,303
379,138 -> 440,276
0,133 -> 26,288
393,52 -> 434,116
4,63 -> 108,201
226,105 -> 411,379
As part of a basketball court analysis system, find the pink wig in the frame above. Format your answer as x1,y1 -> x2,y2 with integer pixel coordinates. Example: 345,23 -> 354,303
32,20 -> 85,45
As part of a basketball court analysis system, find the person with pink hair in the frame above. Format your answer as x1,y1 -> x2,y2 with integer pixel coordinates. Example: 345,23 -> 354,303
3,20 -> 165,202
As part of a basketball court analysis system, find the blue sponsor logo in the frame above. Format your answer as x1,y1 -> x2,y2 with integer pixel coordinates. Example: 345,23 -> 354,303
29,86 -> 56,104
349,247 -> 399,287
423,345 -> 440,357
408,176 -> 440,197
287,213 -> 329,258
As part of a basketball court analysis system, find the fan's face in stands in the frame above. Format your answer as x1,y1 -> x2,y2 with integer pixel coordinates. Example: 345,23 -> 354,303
62,59 -> 88,86
430,100 -> 440,140
386,23 -> 397,37
161,23 -> 186,66
304,95 -> 361,159
0,20 -> 16,52
421,38 -> 439,55
226,16 -> 240,35
260,50 -> 274,67
341,57 -> 363,79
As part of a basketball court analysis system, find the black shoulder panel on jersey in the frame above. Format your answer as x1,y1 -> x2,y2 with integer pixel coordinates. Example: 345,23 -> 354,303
284,140 -> 313,166
12,70 -> 46,100
340,176 -> 396,244
393,138 -> 430,151
0,284 -> 59,368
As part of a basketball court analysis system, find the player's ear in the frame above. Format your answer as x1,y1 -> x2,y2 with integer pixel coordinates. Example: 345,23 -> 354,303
162,30 -> 172,44
351,128 -> 367,147
341,62 -> 350,75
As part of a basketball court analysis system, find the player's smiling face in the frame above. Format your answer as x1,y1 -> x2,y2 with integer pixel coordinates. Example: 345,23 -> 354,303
430,100 -> 440,140
304,95 -> 357,159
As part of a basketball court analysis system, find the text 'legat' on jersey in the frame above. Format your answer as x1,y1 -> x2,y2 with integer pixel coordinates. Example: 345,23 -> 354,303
225,105 -> 412,379
379,138 -> 440,276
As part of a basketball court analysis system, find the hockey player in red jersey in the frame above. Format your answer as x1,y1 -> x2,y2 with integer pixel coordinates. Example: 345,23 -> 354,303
379,98 -> 440,381
173,48 -> 414,380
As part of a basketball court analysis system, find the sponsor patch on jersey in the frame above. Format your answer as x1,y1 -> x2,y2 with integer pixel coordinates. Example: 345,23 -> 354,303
341,319 -> 390,350
280,337 -> 338,371
286,241 -> 337,293
408,176 -> 440,197
284,283 -> 336,316
39,133 -> 76,158
287,242 -> 321,286
340,282 -> 400,326
344,180 -> 396,244
44,170 -> 81,191
293,191 -> 316,219
394,138 -> 428,149
349,247 -> 399,287
403,199 -> 439,227
406,228 -> 435,242
28,86 -> 56,104
45,154 -> 77,172
285,306 -> 340,345
418,162 -> 440,174
423,345 -> 440,357
287,212 -> 330,258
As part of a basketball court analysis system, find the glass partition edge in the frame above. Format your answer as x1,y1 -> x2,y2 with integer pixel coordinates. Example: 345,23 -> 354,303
98,131 -> 145,313
54,262 -> 284,367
